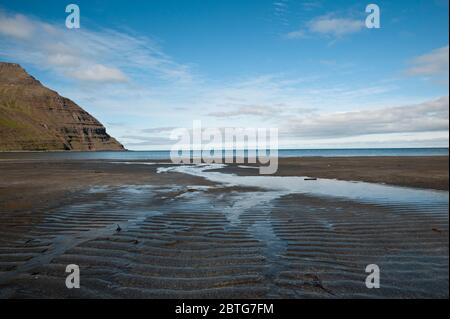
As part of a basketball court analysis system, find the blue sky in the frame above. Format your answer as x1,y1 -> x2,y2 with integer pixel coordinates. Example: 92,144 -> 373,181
0,0 -> 448,149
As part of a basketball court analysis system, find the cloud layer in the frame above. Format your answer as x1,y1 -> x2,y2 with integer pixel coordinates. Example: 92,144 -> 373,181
0,8 -> 448,150
406,45 -> 449,85
287,14 -> 365,39
284,96 -> 449,139
0,11 -> 193,84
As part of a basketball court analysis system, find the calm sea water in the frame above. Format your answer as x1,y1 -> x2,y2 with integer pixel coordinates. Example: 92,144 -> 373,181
0,148 -> 448,160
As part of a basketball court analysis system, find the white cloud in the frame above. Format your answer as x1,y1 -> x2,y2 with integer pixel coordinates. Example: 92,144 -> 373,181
273,1 -> 288,11
47,53 -> 81,67
287,14 -> 365,39
273,0 -> 289,26
308,17 -> 365,36
119,96 -> 449,149
71,64 -> 127,83
0,10 -> 194,84
406,45 -> 449,82
0,13 -> 34,39
285,30 -> 306,39
208,104 -> 314,119
209,105 -> 279,118
284,96 -> 449,139
141,127 -> 178,134
301,1 -> 323,11
119,135 -> 174,146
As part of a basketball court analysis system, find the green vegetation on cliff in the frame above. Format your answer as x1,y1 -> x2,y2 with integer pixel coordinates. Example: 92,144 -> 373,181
0,62 -> 125,151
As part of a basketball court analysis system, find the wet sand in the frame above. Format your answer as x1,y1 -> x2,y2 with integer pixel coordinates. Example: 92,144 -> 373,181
216,156 -> 450,191
0,158 -> 448,298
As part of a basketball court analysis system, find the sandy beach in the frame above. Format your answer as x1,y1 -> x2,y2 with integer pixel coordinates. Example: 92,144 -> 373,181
0,157 -> 448,298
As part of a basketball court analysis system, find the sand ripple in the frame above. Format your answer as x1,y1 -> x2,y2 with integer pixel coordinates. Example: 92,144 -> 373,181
0,178 -> 448,298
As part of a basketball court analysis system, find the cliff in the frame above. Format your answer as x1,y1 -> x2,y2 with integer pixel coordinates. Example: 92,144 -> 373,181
0,62 -> 125,151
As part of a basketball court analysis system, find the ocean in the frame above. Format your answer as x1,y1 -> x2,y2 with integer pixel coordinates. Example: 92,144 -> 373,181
0,148 -> 448,160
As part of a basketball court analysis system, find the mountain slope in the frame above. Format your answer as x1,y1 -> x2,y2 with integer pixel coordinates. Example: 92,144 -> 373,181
0,62 -> 125,151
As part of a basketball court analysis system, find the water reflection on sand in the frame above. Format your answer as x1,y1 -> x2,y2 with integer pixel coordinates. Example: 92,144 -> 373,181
0,162 -> 447,298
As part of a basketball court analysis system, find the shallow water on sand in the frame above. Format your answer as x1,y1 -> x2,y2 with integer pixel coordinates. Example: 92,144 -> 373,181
157,164 -> 449,213
0,163 -> 448,298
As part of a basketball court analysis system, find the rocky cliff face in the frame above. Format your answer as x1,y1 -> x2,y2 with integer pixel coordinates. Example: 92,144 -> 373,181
0,62 -> 125,151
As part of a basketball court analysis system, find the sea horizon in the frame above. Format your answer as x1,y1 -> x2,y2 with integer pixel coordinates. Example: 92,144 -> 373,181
0,147 -> 448,161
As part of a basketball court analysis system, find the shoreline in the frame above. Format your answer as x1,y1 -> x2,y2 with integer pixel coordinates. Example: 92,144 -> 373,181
220,156 -> 450,191
0,156 -> 448,190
